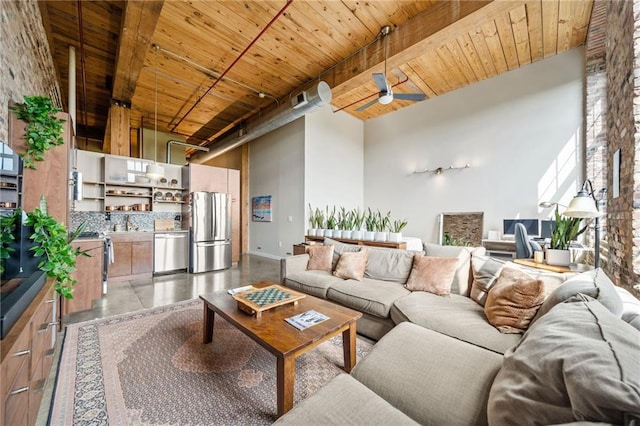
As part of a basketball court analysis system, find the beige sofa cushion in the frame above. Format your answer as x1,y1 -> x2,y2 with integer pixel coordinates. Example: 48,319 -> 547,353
274,374 -> 419,425
422,243 -> 485,295
364,246 -> 419,284
484,267 -> 549,334
353,322 -> 503,426
391,291 -> 521,354
488,295 -> 640,425
327,278 -> 410,318
285,270 -> 344,298
405,254 -> 458,296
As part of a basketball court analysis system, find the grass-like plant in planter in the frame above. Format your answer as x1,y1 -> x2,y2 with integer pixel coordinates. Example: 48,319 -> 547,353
0,210 -> 19,277
550,207 -> 586,250
9,96 -> 66,169
25,208 -> 88,299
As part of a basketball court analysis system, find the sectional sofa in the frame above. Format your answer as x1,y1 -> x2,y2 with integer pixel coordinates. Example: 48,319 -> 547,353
277,239 -> 640,425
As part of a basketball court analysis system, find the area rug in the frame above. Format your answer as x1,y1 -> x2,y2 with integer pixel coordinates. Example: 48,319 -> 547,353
50,299 -> 372,425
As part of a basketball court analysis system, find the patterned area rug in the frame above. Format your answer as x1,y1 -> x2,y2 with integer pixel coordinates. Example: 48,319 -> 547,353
50,299 -> 372,425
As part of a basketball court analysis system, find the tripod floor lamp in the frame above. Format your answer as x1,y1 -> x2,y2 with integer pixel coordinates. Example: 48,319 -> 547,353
563,180 -> 606,268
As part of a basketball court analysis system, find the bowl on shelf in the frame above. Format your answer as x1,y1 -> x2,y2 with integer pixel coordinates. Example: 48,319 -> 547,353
154,191 -> 163,201
173,193 -> 182,201
170,179 -> 178,187
164,192 -> 174,201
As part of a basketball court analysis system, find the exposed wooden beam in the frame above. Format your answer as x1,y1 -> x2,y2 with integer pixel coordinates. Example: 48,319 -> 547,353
327,0 -> 527,98
105,0 -> 164,152
37,1 -> 64,109
111,0 -> 164,101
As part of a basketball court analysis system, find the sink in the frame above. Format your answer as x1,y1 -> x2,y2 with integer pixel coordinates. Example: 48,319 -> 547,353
0,270 -> 47,339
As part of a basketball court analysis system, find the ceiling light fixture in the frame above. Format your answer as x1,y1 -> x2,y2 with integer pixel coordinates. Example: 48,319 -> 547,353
146,45 -> 165,180
413,163 -> 470,175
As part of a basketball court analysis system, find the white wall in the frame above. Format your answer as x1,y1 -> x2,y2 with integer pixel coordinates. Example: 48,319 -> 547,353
364,47 -> 585,243
305,106 -> 364,224
249,118 -> 305,258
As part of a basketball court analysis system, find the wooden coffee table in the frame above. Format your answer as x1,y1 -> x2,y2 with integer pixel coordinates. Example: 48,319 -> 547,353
200,281 -> 362,417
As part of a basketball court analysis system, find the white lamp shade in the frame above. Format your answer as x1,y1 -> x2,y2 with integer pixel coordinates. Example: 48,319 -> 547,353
564,194 -> 599,218
146,163 -> 165,179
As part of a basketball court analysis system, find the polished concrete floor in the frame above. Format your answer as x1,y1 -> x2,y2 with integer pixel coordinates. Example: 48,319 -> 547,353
37,254 -> 281,425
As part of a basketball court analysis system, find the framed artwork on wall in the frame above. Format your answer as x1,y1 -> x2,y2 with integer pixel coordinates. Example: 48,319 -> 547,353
613,149 -> 620,199
252,195 -> 272,222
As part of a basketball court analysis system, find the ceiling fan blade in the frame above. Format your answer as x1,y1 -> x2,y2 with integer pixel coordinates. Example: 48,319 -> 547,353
355,97 -> 380,112
393,93 -> 427,102
372,73 -> 388,92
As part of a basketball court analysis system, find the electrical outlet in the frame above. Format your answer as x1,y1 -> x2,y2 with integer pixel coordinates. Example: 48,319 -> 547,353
257,246 -> 262,250
174,214 -> 181,221
105,212 -> 111,221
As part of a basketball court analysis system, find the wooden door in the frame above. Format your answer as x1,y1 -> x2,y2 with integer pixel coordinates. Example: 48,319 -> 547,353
65,240 -> 104,314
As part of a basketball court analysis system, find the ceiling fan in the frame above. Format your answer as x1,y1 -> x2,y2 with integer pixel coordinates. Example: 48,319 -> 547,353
356,26 -> 426,112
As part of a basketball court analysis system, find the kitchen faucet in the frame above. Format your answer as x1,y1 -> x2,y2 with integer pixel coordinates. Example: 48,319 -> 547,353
126,215 -> 133,231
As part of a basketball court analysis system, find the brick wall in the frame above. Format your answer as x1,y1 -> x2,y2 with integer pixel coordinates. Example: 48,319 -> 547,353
0,0 -> 61,143
441,212 -> 483,246
587,0 -> 640,295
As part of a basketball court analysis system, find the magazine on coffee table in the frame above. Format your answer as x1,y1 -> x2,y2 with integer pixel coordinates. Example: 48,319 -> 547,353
285,310 -> 329,330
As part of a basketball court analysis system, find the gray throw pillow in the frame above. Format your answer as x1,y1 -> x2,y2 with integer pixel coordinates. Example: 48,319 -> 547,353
488,294 -> 640,425
531,268 -> 623,326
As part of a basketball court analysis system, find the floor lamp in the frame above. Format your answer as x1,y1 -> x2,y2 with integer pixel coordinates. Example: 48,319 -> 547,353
563,180 -> 606,268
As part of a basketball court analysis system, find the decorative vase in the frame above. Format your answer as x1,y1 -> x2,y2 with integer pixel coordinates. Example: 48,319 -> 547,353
374,231 -> 388,242
388,232 -> 402,243
342,230 -> 352,239
308,229 -> 317,237
546,249 -> 571,266
324,229 -> 333,238
364,231 -> 375,241
333,230 -> 343,238
351,230 -> 364,240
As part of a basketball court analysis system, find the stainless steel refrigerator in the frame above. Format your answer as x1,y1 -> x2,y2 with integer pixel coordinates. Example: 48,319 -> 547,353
189,192 -> 232,273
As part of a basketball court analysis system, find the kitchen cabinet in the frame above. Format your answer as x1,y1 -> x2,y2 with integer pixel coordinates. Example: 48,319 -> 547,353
1,279 -> 57,426
183,164 -> 241,263
109,232 -> 153,281
62,239 -> 104,315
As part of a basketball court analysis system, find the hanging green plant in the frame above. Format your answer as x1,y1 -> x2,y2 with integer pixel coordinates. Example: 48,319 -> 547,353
25,208 -> 88,299
9,96 -> 65,169
0,209 -> 19,277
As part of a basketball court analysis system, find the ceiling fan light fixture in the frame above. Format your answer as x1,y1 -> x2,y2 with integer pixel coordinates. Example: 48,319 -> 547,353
379,91 -> 393,105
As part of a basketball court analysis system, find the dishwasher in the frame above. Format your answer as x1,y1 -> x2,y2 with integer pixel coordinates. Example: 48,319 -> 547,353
154,232 -> 189,274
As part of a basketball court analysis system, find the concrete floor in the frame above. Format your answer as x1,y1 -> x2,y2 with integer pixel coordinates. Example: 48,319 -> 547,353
37,254 -> 281,425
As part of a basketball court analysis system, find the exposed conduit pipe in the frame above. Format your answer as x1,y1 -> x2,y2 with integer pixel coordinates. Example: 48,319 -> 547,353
77,0 -> 90,148
190,80 -> 331,163
170,0 -> 293,132
68,46 -> 76,134
166,140 -> 209,164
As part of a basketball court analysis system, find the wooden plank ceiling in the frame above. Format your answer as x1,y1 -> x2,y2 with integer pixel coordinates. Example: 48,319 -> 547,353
42,0 -> 593,153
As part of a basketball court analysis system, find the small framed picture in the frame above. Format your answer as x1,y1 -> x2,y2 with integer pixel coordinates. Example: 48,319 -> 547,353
613,149 -> 620,199
252,195 -> 272,222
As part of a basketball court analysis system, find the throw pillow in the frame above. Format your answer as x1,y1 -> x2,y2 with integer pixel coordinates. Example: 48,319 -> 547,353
488,295 -> 640,425
364,246 -> 420,284
405,254 -> 459,296
324,238 -> 361,270
484,267 -> 548,334
530,268 -> 623,326
333,249 -> 369,281
423,243 -> 485,295
305,244 -> 334,272
617,286 -> 640,332
470,255 -> 508,306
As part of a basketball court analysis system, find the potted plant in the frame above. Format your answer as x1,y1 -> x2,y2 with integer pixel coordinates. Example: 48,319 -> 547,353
351,207 -> 365,240
9,96 -> 66,169
325,206 -> 336,238
25,207 -> 88,298
388,219 -> 408,243
547,207 -> 586,266
374,210 -> 391,242
307,204 -> 318,236
0,210 -> 19,278
364,208 -> 376,241
336,207 -> 352,239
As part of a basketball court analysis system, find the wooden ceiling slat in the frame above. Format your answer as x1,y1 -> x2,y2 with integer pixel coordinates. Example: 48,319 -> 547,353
414,52 -> 455,95
398,64 -> 437,98
570,0 -> 593,47
509,5 -> 532,66
525,1 -> 544,62
456,33 -> 489,81
444,39 -> 479,83
556,0 -> 573,54
481,20 -> 509,74
468,28 -> 498,78
494,14 -> 519,70
542,0 -> 559,58
436,45 -> 471,87
341,0 -> 411,35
